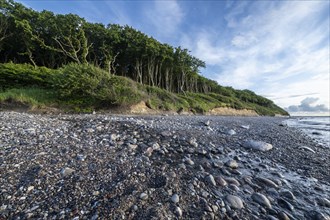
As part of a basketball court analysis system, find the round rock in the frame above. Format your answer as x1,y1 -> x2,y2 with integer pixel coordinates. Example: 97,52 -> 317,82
171,194 -> 180,203
139,192 -> 148,200
225,195 -> 244,209
215,176 -> 228,187
242,140 -> 273,152
252,193 -> 272,208
225,160 -> 238,169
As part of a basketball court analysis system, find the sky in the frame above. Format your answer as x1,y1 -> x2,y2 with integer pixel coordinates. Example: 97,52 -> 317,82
17,0 -> 330,115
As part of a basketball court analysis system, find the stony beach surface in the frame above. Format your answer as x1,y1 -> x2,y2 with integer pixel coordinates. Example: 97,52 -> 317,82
0,111 -> 329,220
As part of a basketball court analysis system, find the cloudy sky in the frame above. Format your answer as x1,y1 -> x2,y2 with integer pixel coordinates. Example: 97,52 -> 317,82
18,0 -> 330,115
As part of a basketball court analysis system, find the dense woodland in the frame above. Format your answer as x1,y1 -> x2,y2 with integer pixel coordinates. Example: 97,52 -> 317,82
0,0 -> 288,115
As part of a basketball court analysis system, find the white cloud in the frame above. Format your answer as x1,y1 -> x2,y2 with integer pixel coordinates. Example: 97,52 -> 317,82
182,1 -> 329,110
103,2 -> 132,25
286,97 -> 329,113
224,1 -> 249,28
193,32 -> 225,65
231,34 -> 257,48
145,1 -> 184,37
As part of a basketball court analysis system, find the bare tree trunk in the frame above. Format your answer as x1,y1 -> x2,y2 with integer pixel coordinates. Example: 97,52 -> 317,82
147,57 -> 155,86
110,52 -> 119,75
135,58 -> 143,83
27,48 -> 37,68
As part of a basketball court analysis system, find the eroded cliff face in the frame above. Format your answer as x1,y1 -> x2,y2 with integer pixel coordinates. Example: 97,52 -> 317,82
207,107 -> 259,116
129,101 -> 259,116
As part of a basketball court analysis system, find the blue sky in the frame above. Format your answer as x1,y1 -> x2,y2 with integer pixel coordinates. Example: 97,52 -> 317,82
18,0 -> 330,115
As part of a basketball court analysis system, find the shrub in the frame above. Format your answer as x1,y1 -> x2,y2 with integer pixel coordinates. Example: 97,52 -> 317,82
106,76 -> 143,106
52,63 -> 110,101
52,63 -> 143,107
0,63 -> 55,90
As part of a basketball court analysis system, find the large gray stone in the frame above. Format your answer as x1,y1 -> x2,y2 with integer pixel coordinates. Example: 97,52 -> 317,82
242,140 -> 273,151
225,195 -> 244,209
252,193 -> 272,208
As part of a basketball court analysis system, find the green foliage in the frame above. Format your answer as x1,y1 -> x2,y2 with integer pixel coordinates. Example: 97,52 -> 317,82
52,63 -> 110,101
0,63 -> 55,90
0,61 -> 288,116
179,93 -> 220,113
107,75 -> 143,106
145,86 -> 188,111
51,63 -> 143,107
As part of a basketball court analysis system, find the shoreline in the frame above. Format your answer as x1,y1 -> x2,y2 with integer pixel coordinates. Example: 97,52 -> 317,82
0,112 -> 329,219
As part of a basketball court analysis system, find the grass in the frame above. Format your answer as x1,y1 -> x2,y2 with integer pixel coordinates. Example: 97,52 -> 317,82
0,86 -> 287,115
0,88 -> 58,109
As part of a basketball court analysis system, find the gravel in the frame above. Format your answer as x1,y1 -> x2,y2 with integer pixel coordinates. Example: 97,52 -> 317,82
0,111 -> 329,219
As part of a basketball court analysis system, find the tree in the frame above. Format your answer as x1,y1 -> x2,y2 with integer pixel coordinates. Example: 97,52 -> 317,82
0,12 -> 10,51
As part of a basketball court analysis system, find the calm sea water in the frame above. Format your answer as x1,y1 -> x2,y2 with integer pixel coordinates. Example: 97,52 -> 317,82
285,116 -> 330,148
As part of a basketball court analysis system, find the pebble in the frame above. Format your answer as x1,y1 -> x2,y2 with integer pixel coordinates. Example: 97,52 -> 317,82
214,176 -> 227,187
278,211 -> 290,220
1,112 -> 329,220
27,186 -> 34,192
139,192 -> 148,200
93,191 -> 100,196
188,138 -> 198,147
228,184 -> 240,191
161,131 -> 172,137
277,198 -> 294,211
205,174 -> 217,186
171,194 -> 180,203
225,160 -> 238,169
224,177 -> 240,186
280,190 -> 296,201
175,206 -> 183,217
225,195 -> 244,209
226,129 -> 236,135
251,193 -> 272,208
211,205 -> 218,212
61,167 -> 75,177
241,125 -> 250,129
185,158 -> 195,166
242,140 -> 273,151
213,161 -> 223,168
256,177 -> 279,188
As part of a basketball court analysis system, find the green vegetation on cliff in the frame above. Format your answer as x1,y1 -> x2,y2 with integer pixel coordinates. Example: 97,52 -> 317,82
0,63 -> 288,115
0,0 -> 288,115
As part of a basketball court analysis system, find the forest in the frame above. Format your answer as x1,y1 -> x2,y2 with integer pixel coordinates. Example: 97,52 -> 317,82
0,0 -> 288,116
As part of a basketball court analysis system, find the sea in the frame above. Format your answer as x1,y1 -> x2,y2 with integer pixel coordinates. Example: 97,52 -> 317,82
285,116 -> 330,148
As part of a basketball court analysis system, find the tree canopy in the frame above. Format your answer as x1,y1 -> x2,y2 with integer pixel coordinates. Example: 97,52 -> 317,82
0,0 -> 208,93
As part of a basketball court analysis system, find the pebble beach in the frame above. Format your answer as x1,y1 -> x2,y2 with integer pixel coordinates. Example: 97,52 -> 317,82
0,112 -> 329,219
